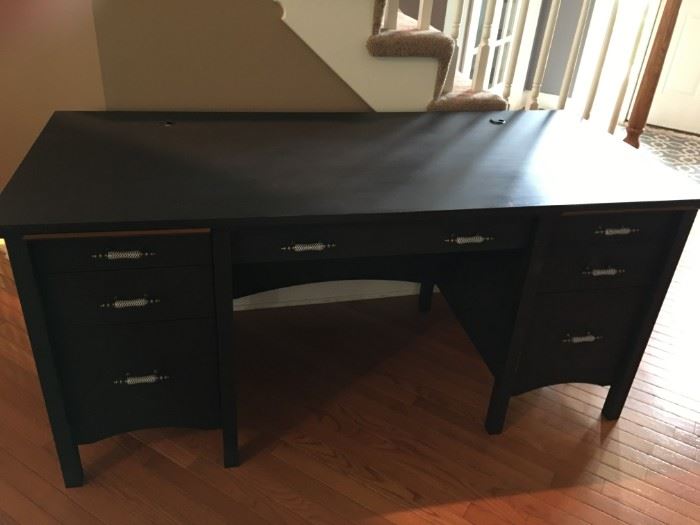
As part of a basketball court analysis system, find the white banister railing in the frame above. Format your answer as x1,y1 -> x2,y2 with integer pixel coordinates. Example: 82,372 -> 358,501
462,0 -> 485,76
502,0 -> 530,103
418,0 -> 435,30
608,0 -> 650,133
558,0 -> 592,109
528,0 -> 561,109
376,0 -> 656,133
384,0 -> 399,30
582,0 -> 619,120
491,0 -> 515,88
443,0 -> 469,92
472,0 -> 498,91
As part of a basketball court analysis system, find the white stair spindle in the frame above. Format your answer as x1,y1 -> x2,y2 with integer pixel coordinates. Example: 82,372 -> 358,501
503,0 -> 542,108
503,0 -> 530,102
444,0 -> 468,39
443,0 -> 468,92
582,0 -> 618,120
487,0 -> 506,87
528,0 -> 561,109
608,1 -> 650,134
418,0 -> 435,30
472,0 -> 498,91
491,0 -> 516,87
557,0 -> 592,109
463,0 -> 486,77
384,0 -> 400,30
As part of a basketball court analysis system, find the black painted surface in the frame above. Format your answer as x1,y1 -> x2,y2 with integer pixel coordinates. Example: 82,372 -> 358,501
5,236 -> 84,487
52,319 -> 221,444
551,212 -> 679,246
539,242 -> 667,292
437,250 -> 531,375
41,266 -> 215,324
2,112 -> 700,485
30,233 -> 211,273
232,215 -> 532,262
513,289 -> 647,394
1,111 -> 699,234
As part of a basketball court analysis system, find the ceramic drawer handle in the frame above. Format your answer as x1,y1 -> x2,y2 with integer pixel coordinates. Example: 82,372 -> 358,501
562,333 -> 602,344
594,227 -> 640,237
113,371 -> 169,386
281,242 -> 336,253
99,296 -> 161,310
582,267 -> 626,277
444,234 -> 495,245
91,250 -> 156,261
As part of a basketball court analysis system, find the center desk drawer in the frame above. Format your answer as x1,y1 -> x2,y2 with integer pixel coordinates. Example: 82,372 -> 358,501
52,319 -> 220,444
30,231 -> 211,273
42,267 -> 214,324
232,218 -> 532,262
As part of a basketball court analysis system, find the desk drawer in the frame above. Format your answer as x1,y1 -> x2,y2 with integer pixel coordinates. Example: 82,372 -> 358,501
552,212 -> 678,246
539,244 -> 664,292
232,218 -> 532,262
53,319 -> 220,444
30,231 -> 211,274
42,267 -> 214,324
514,289 -> 645,394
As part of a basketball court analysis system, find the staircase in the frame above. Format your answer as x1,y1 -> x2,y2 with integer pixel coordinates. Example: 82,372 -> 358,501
276,0 -> 659,126
367,2 -> 507,111
275,0 -> 506,111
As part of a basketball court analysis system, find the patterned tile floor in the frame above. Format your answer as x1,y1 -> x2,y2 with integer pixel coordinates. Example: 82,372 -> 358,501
640,126 -> 700,184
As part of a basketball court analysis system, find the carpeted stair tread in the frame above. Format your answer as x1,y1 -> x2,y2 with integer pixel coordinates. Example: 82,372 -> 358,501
369,0 -> 506,111
428,88 -> 508,112
367,28 -> 454,98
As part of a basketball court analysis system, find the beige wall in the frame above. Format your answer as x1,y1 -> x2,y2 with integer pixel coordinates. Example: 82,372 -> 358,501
0,1 -> 105,190
0,0 -> 369,189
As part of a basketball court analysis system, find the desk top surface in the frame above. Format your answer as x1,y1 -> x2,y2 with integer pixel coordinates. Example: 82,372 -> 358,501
1,111 -> 699,233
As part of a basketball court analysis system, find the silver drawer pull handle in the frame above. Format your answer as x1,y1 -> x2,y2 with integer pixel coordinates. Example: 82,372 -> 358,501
91,250 -> 156,261
562,333 -> 602,344
114,371 -> 169,386
281,242 -> 336,253
99,297 -> 161,309
582,267 -> 626,277
444,234 -> 495,245
594,227 -> 640,237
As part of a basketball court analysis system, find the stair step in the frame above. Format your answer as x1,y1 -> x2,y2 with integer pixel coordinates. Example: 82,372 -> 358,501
367,11 -> 454,98
429,89 -> 508,112
369,3 -> 507,111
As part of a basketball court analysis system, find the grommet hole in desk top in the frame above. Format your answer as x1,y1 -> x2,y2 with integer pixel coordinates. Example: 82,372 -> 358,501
490,118 -> 507,125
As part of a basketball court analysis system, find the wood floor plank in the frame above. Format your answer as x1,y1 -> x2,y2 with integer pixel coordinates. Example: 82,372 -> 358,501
0,477 -> 59,525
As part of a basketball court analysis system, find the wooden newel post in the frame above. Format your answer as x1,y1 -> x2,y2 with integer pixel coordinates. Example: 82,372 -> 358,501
624,0 -> 683,148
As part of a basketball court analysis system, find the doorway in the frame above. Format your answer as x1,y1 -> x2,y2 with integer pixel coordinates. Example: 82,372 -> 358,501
647,0 -> 700,134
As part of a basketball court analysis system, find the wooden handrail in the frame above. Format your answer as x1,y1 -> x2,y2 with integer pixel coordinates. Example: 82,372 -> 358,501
624,0 -> 683,148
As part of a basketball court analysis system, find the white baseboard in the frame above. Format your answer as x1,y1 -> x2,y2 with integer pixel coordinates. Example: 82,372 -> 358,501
233,280 -> 421,311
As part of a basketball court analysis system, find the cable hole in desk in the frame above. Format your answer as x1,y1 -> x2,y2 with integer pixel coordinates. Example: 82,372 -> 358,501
490,118 -> 507,125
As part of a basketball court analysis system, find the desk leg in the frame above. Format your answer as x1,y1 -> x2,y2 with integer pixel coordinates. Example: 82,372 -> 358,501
603,210 -> 696,421
419,281 -> 433,312
485,381 -> 511,434
212,230 -> 239,467
5,235 -> 84,487
485,217 -> 555,434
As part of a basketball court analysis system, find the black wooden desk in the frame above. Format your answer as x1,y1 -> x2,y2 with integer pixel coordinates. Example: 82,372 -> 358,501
1,111 -> 699,488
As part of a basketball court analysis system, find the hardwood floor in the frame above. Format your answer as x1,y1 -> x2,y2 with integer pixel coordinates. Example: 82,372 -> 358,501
0,226 -> 698,525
